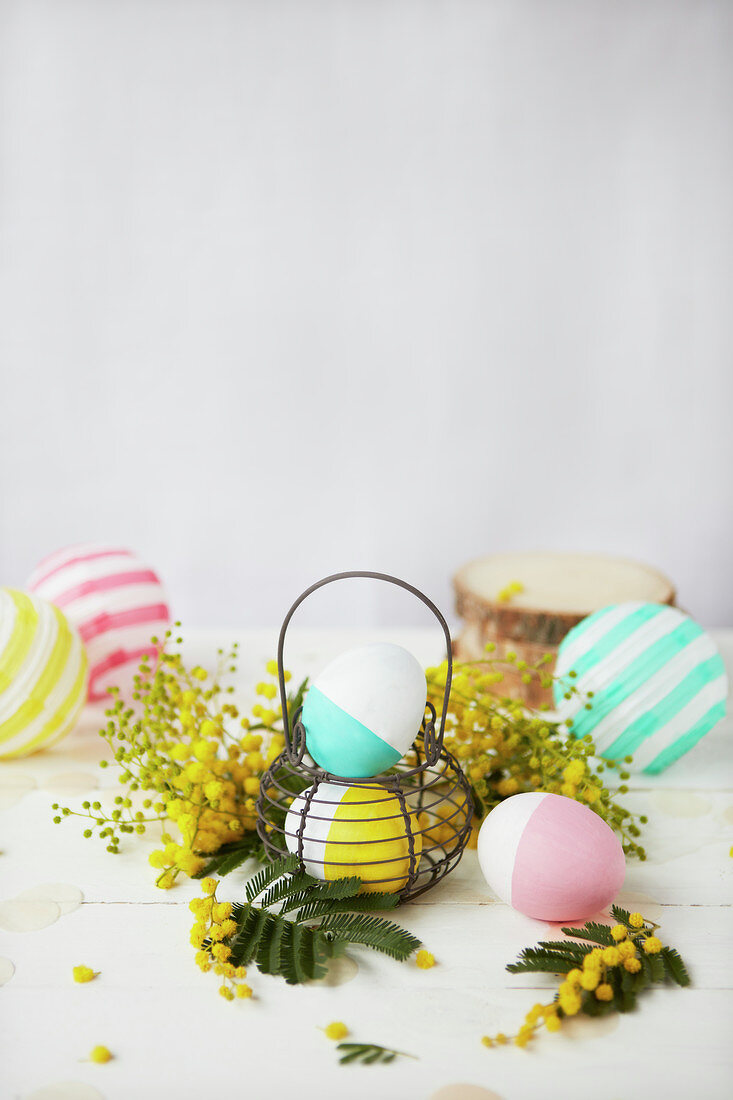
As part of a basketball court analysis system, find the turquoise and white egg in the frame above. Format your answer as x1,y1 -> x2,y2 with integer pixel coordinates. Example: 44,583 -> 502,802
301,643 -> 427,777
554,601 -> 728,774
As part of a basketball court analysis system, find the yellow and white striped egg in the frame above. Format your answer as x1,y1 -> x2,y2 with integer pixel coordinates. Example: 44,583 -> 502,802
0,588 -> 88,758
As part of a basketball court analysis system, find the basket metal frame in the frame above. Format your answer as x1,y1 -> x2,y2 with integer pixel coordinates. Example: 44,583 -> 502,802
276,571 -> 453,775
256,571 -> 472,901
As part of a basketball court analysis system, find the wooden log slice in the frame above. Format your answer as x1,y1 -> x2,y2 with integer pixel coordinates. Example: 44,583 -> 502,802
453,552 -> 676,708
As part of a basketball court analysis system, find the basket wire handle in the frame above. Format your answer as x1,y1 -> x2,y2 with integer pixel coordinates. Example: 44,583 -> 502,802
276,571 -> 453,768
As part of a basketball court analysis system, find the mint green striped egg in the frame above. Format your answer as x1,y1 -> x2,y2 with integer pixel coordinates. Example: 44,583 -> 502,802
553,602 -> 728,774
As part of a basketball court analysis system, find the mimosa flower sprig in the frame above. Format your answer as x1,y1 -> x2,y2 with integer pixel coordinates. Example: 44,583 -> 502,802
426,647 -> 647,859
52,627 -> 307,887
52,628 -> 645,886
190,855 -> 420,999
483,906 -> 689,1048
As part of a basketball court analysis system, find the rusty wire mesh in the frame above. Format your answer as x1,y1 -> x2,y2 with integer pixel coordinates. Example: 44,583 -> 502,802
256,732 -> 473,900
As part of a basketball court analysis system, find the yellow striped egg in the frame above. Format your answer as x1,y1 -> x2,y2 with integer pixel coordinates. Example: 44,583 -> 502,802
0,588 -> 88,758
285,782 -> 422,894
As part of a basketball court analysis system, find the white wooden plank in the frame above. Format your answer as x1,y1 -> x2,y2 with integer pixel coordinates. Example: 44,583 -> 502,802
3,899 -> 731,995
1,983 -> 730,1100
1,626 -> 732,1100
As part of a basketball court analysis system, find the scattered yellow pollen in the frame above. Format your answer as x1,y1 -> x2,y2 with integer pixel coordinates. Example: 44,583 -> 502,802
89,1046 -> 112,1064
72,965 -> 97,983
324,1022 -> 349,1040
497,580 -> 524,603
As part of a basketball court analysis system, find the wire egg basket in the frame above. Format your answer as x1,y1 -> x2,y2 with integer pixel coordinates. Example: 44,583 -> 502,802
255,571 -> 473,901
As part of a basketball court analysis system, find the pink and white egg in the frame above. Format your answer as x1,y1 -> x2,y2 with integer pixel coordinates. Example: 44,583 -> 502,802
477,792 -> 625,921
28,544 -> 170,702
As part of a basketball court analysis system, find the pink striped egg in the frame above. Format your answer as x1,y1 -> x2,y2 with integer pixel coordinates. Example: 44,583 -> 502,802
28,544 -> 170,702
477,792 -> 625,921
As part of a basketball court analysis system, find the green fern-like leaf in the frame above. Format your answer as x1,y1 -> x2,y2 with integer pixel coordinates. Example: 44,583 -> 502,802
336,1043 -> 415,1065
277,922 -> 298,983
535,940 -> 594,960
506,946 -> 584,975
559,921 -> 615,946
255,912 -> 287,976
660,946 -> 690,987
208,862 -> 419,988
501,909 -> 691,1041
317,912 -> 420,960
610,904 -> 633,926
228,904 -> 273,966
619,968 -> 640,1009
296,890 -> 400,922
627,958 -> 652,994
581,990 -> 616,1017
287,922 -> 311,984
275,877 -> 366,918
612,967 -> 636,1012
245,854 -> 300,903
275,921 -> 329,985
258,868 -> 315,910
278,876 -> 362,915
647,952 -> 665,982
195,808 -> 424,990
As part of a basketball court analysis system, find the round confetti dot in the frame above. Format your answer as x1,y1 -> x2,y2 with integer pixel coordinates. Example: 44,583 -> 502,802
0,772 -> 36,811
43,773 -> 100,797
430,1087 -> 505,1100
16,880 -> 82,915
309,955 -> 359,987
17,883 -> 83,915
651,791 -> 712,818
25,1084 -> 105,1100
0,957 -> 15,985
0,899 -> 60,932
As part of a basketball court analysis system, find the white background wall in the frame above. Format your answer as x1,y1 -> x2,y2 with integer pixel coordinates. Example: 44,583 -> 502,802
1,0 -> 731,629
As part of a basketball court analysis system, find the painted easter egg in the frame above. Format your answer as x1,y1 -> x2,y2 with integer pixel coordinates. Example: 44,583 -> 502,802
0,588 -> 88,759
553,602 -> 728,774
28,544 -> 170,702
285,781 -> 423,893
477,792 -> 625,921
301,643 -> 427,777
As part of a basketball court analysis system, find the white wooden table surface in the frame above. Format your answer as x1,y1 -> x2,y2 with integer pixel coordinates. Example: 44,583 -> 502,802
1,627 -> 732,1100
